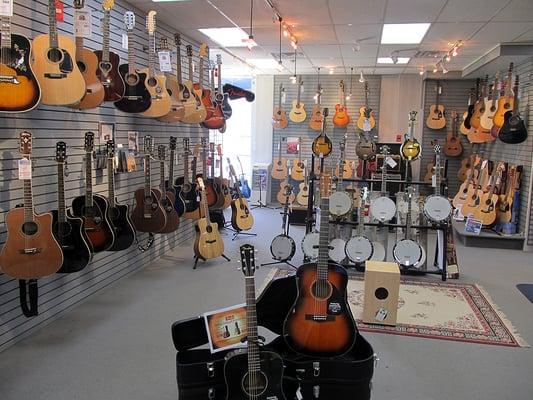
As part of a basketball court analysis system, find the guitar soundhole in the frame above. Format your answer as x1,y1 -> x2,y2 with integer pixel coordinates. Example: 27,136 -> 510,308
77,61 -> 87,73
311,280 -> 333,300
144,196 -> 153,205
99,61 -> 112,75
125,73 -> 139,86
22,221 -> 38,236
242,371 -> 267,396
167,88 -> 173,96
55,221 -> 72,238
147,77 -> 157,87
47,48 -> 63,63
206,225 -> 213,233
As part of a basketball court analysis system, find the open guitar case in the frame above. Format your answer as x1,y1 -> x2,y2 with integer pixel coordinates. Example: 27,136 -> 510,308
171,274 -> 375,399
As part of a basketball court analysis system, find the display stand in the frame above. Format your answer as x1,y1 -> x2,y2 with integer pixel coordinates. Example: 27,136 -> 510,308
224,226 -> 257,241
193,253 -> 230,269
250,180 -> 274,209
251,163 -> 274,210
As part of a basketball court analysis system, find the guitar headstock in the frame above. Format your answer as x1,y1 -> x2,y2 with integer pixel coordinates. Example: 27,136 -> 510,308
183,138 -> 190,153
216,54 -> 222,66
124,11 -> 135,31
433,142 -> 442,155
406,185 -> 416,198
186,44 -> 193,58
146,10 -> 157,35
319,172 -> 332,198
143,135 -> 154,155
227,158 -> 237,179
192,144 -> 200,158
339,80 -> 344,91
209,142 -> 215,154
160,37 -> 169,50
158,145 -> 166,161
169,136 -> 177,151
364,82 -> 369,93
239,244 -> 256,277
408,110 -> 417,125
200,137 -> 207,151
73,0 -> 85,9
102,0 -> 114,11
174,33 -> 181,46
197,177 -> 205,191
322,107 -> 329,118
55,141 -> 67,163
284,184 -> 293,197
84,132 -> 95,153
381,145 -> 390,156
199,43 -> 207,58
106,139 -> 116,158
436,80 -> 442,94
19,131 -> 32,157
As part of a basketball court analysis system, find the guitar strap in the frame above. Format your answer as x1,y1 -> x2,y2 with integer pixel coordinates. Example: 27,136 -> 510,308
19,279 -> 39,317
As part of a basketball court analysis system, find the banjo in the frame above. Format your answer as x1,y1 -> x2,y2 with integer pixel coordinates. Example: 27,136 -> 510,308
423,143 -> 452,224
329,136 -> 353,217
345,187 -> 374,265
393,187 -> 423,269
270,185 -> 296,261
370,146 -> 397,222
301,231 -> 319,260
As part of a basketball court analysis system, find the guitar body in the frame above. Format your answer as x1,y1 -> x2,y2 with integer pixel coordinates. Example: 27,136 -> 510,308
426,105 -> 446,129
180,82 -> 207,123
94,50 -> 125,102
335,160 -> 353,179
400,138 -> 421,161
460,188 -> 481,217
202,103 -> 225,129
498,195 -> 513,224
474,193 -> 498,226
453,180 -> 472,208
277,185 -> 296,205
31,34 -> 85,106
71,194 -> 115,253
290,161 -> 305,181
73,48 -> 105,109
356,137 -> 377,161
0,33 -> 41,112
157,76 -> 185,122
479,100 -> 497,130
457,158 -> 471,182
288,100 -> 307,123
467,127 -> 494,144
172,80 -> 200,122
107,202 -> 136,251
308,105 -> 323,131
332,104 -> 350,127
114,64 -> 151,113
493,97 -> 514,128
130,188 -> 167,233
174,177 -> 199,216
469,102 -> 483,129
194,219 -> 224,260
0,209 -> 63,279
158,191 -> 180,234
296,183 -> 309,206
499,111 -> 528,144
284,262 -> 356,356
312,135 -> 333,158
224,350 -> 286,400
51,210 -> 92,273
272,106 -> 288,129
240,177 -> 252,199
231,198 -> 254,231
443,133 -> 463,157
356,107 -> 376,130
140,70 -> 172,117
460,112 -> 470,135
204,179 -> 221,207
271,157 -> 288,180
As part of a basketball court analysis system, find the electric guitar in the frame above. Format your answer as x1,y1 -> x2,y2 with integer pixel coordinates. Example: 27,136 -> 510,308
290,137 -> 305,181
284,173 -> 357,357
288,76 -> 307,123
180,45 -> 207,123
30,0 -> 85,105
443,110 -> 463,157
400,111 -> 421,161
426,80 -> 446,129
157,145 -> 180,233
309,81 -> 323,131
228,163 -> 254,231
157,37 -> 185,122
271,139 -> 288,180
174,138 -> 200,219
492,63 -> 514,128
499,75 -> 528,144
311,108 -> 332,157
272,83 -> 288,129
356,82 -> 376,130
333,81 -> 350,127
193,178 -> 224,260
168,136 -> 186,216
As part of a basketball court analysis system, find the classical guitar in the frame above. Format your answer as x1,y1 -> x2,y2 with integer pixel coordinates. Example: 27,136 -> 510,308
356,82 -> 376,131
157,145 -> 180,233
284,173 -> 357,357
216,55 -> 232,119
202,60 -> 225,129
309,81 -> 324,131
444,110 -> 463,157
228,163 -> 254,231
271,139 -> 288,180
0,132 -> 63,279
180,45 -> 207,123
426,80 -> 446,129
311,107 -> 332,157
400,111 -> 421,161
290,137 -> 305,181
174,138 -> 200,219
276,160 -> 295,205
0,10 -> 41,112
288,76 -> 307,123
71,132 -> 115,253
114,11 -> 151,113
475,164 -> 504,226
104,140 -> 136,250
168,136 -> 186,216
492,63 -> 514,128
30,0 -> 85,106
52,141 -> 92,273
194,178 -> 224,260
333,81 -> 350,127
224,244 -> 286,400
130,136 -> 167,233
217,145 -> 232,209
94,0 -> 125,102
157,37 -> 185,123
296,164 -> 310,206
499,75 -> 528,144
272,83 -> 288,129
479,72 -> 500,130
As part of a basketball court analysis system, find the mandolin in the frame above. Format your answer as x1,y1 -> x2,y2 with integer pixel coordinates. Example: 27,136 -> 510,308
0,10 -> 41,112
201,59 -> 225,129
71,132 -> 115,253
479,72 -> 500,130
174,138 -> 200,219
30,0 -> 85,106
312,107 -> 332,157
180,45 -> 207,123
426,80 -> 446,130
333,81 -> 350,127
288,76 -> 307,123
271,139 -> 288,180
272,83 -> 288,129
130,136 -> 167,233
156,145 -> 180,233
217,145 -> 232,209
355,131 -> 377,161
400,111 -> 421,161
474,164 -> 504,226
492,63 -> 514,128
443,110 -> 463,157
290,137 -> 305,181
356,82 -> 376,131
194,178 -> 224,260
157,37 -> 185,123
168,137 -> 186,216
499,75 -> 528,144
284,173 -> 357,357
0,132 -> 63,279
113,12 -> 151,113
229,163 -> 254,231
309,80 -> 324,131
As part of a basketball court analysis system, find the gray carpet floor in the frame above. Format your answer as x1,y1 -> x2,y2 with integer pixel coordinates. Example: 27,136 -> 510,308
0,207 -> 532,400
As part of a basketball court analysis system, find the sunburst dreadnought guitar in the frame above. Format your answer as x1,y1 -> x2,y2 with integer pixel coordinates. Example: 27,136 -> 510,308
156,145 -> 180,233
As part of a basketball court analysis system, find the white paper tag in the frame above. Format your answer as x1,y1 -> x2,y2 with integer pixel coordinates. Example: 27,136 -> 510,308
432,173 -> 437,187
375,308 -> 388,322
0,0 -> 13,16
74,9 -> 92,38
453,205 -> 465,221
281,92 -> 286,104
158,51 -> 172,72
18,158 -> 31,180
385,156 -> 397,169
363,119 -> 372,132
121,33 -> 128,49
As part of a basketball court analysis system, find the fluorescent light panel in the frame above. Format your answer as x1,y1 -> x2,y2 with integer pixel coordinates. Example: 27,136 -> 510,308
381,23 -> 430,44
377,57 -> 410,64
198,27 -> 249,47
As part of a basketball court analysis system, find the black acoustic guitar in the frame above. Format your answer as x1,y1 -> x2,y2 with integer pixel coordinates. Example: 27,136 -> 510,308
105,140 -> 136,251
499,75 -> 528,144
223,244 -> 286,400
168,136 -> 186,216
52,142 -> 92,273
174,138 -> 199,216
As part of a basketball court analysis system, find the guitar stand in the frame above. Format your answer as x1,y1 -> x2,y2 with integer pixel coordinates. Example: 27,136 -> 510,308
251,179 -> 275,210
224,226 -> 257,241
193,254 -> 231,269
260,259 -> 297,269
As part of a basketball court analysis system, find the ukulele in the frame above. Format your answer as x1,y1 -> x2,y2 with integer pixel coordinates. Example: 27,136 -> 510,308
130,136 -> 167,233
157,37 -> 185,122
180,45 -> 207,123
194,178 -> 224,260
499,75 -> 528,144
216,55 -> 232,119
94,0 -> 125,102
400,111 -> 421,161
333,81 -> 350,127
271,139 -> 288,180
444,110 -> 463,157
52,142 -> 92,273
296,163 -> 310,206
114,11 -> 151,113
356,82 -> 376,130
105,140 -> 136,251
156,145 -> 180,233
475,163 -> 504,226
312,108 -> 332,157
168,136 -> 186,216
202,60 -> 225,129
0,9 -> 41,112
284,173 -> 357,357
0,132 -> 63,279
228,162 -> 254,231
461,87 -> 476,132
288,76 -> 307,123
224,244 -> 286,400
290,137 -> 305,181
426,80 -> 446,129
276,160 -> 296,205
492,62 -> 514,128
272,83 -> 288,128
174,138 -> 200,219
479,72 -> 500,130
30,0 -> 85,106
217,145 -> 232,209
309,81 -> 324,131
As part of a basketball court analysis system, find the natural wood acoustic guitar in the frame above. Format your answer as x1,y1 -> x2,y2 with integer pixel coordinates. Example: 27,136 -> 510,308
288,77 -> 307,123
271,139 -> 288,180
272,83 -> 288,129
228,163 -> 254,231
356,82 -> 376,131
309,81 -> 324,131
180,45 -> 207,123
426,80 -> 446,130
194,178 -> 224,260
443,110 -> 463,157
492,63 -> 514,129
157,37 -> 185,122
290,137 -> 305,181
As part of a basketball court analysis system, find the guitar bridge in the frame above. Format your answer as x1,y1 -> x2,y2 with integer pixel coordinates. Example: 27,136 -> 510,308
18,248 -> 42,254
151,95 -> 163,100
206,240 -> 217,244
143,214 -> 152,218
44,73 -> 67,79
305,314 -> 335,322
126,96 -> 142,100
0,75 -> 20,84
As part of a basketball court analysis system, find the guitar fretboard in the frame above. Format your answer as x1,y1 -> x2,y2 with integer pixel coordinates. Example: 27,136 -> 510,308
102,10 -> 111,62
159,161 -> 166,193
144,155 -> 151,198
23,171 -> 34,224
317,197 -> 330,283
107,157 -> 115,209
48,0 -> 59,49
57,163 -> 67,223
0,16 -> 12,63
127,29 -> 136,75
245,276 -> 260,373
148,33 -> 156,78
85,152 -> 94,210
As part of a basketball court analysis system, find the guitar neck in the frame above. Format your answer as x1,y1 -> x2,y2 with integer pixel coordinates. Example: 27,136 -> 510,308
198,57 -> 204,90
0,16 -> 12,54
176,45 -> 183,85
183,152 -> 190,183
144,155 -> 151,198
102,10 -> 111,61
75,36 -> 84,60
317,197 -> 330,281
23,175 -> 34,224
245,275 -> 260,373
127,29 -> 136,75
160,161 -> 166,193
188,56 -> 193,82
200,187 -> 210,223
48,0 -> 59,49
169,150 -> 175,184
85,152 -> 93,209
148,33 -> 156,78
107,157 -> 115,209
434,154 -> 441,195
57,162 -> 67,223
405,195 -> 413,240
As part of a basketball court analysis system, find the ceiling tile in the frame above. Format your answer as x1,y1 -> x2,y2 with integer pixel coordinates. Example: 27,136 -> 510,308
340,57 -> 380,67
308,58 -> 344,68
445,43 -> 495,56
210,0 -> 276,28
340,44 -> 379,58
333,24 -> 383,44
514,28 -> 533,41
422,22 -> 485,45
378,44 -> 420,57
276,0 -> 333,26
297,25 -> 338,45
253,26 -> 286,46
470,22 -> 533,43
493,0 -> 533,22
373,67 -> 406,74
300,44 -> 342,58
329,0 -> 387,25
144,2 -> 229,31
384,0 -> 447,23
437,0 -> 505,22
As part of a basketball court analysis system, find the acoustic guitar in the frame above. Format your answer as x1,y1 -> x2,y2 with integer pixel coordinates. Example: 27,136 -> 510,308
0,10 -> 41,112
335,132 -> 354,179
272,83 -> 288,129
194,178 -> 224,260
113,11 -> 151,113
276,161 -> 296,205
198,139 -> 220,208
288,77 -> 307,123
499,75 -> 528,144
460,160 -> 487,217
475,164 -> 504,226
296,164 -> 310,206
479,72 -> 499,130
30,0 -> 85,105
174,138 -> 200,219
228,163 -> 254,231
469,75 -> 488,130
443,110 -> 463,157
157,37 -> 185,122
94,0 -> 125,102
217,145 -> 232,209
333,81 -> 350,127
309,81 -> 324,131
202,60 -> 225,129
180,45 -> 207,123
130,136 -> 167,233
156,145 -> 180,233
457,154 -> 473,182
168,137 -> 186,216
356,82 -> 376,131
492,63 -> 514,129
312,108 -> 332,157
497,165 -> 516,224
426,80 -> 446,130
71,132 -> 115,253
461,87 -> 476,132
453,155 -> 480,208
198,49 -> 215,121
271,139 -> 288,180
216,55 -> 232,120
400,111 -> 421,161
290,137 -> 305,181
0,132 -> 63,279
209,142 -> 226,209
284,173 -> 357,357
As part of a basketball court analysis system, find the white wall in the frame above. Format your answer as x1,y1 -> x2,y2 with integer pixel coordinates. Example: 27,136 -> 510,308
251,75 -> 275,165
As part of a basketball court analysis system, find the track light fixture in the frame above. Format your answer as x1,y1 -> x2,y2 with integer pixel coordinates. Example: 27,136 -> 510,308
359,70 -> 365,83
391,51 -> 399,64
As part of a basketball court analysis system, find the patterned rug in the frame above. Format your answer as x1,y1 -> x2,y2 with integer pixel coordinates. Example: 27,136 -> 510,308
268,269 -> 528,347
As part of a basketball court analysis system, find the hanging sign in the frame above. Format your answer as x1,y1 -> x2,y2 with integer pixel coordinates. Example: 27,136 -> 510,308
55,0 -> 64,22
75,9 -> 92,38
0,0 -> 13,17
158,51 -> 172,72
18,159 -> 32,180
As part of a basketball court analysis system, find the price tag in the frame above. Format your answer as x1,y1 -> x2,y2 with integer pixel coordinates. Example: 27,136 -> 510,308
432,173 -> 437,187
158,51 -> 172,72
121,33 -> 128,49
55,0 -> 64,22
281,91 -> 286,104
396,134 -> 403,142
0,0 -> 13,17
18,159 -> 32,180
385,156 -> 397,169
75,9 -> 92,38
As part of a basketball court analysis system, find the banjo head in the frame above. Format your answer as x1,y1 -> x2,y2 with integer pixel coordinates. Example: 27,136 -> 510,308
370,196 -> 397,221
270,234 -> 296,261
345,236 -> 374,264
393,239 -> 423,268
328,238 -> 347,263
423,195 -> 452,223
329,191 -> 352,216
301,232 -> 319,260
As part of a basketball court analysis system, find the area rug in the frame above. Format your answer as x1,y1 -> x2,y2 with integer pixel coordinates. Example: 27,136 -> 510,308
267,269 -> 529,348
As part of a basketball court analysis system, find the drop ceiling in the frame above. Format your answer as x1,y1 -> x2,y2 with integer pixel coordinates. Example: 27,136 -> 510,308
128,0 -> 533,75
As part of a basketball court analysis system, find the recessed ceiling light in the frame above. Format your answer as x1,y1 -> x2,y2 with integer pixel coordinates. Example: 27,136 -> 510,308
381,23 -> 430,44
377,57 -> 410,64
246,58 -> 280,69
198,27 -> 249,47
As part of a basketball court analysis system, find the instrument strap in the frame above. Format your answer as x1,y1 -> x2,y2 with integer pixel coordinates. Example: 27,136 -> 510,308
136,232 -> 155,252
19,279 -> 39,318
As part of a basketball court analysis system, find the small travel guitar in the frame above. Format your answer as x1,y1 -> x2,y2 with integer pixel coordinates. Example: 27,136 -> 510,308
30,0 -> 85,105
276,160 -> 296,205
202,60 -> 225,129
52,142 -> 92,273
479,72 -> 500,130
114,11 -> 151,113
271,139 -> 288,180
180,45 -> 207,123
217,145 -> 232,209
443,110 -> 463,157
311,108 -> 332,157
492,62 -> 514,128
499,75 -> 528,144
0,10 -> 41,112
272,83 -> 288,128
400,111 -> 421,161
426,80 -> 446,129
333,81 -> 350,127
237,156 -> 252,199
94,0 -> 125,102
216,54 -> 232,119
194,178 -> 224,260
284,173 -> 357,357
130,136 -> 167,233
168,136 -> 186,216
224,244 -> 286,400
105,140 -> 136,251
288,76 -> 307,123
174,138 -> 200,219
71,132 -> 115,253
290,137 -> 305,181
309,81 -> 324,131
157,145 -> 180,233
474,163 -> 504,226
0,132 -> 63,279
157,37 -> 185,123
296,164 -> 310,206
228,162 -> 254,231
356,82 -> 376,131
271,185 -> 297,261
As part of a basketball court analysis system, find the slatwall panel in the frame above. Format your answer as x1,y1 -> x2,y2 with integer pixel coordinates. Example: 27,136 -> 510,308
0,0 -> 208,352
271,74 -> 381,201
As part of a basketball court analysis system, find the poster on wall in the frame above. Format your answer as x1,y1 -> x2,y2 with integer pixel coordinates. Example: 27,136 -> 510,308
286,137 -> 299,155
98,122 -> 115,144
203,304 -> 247,353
